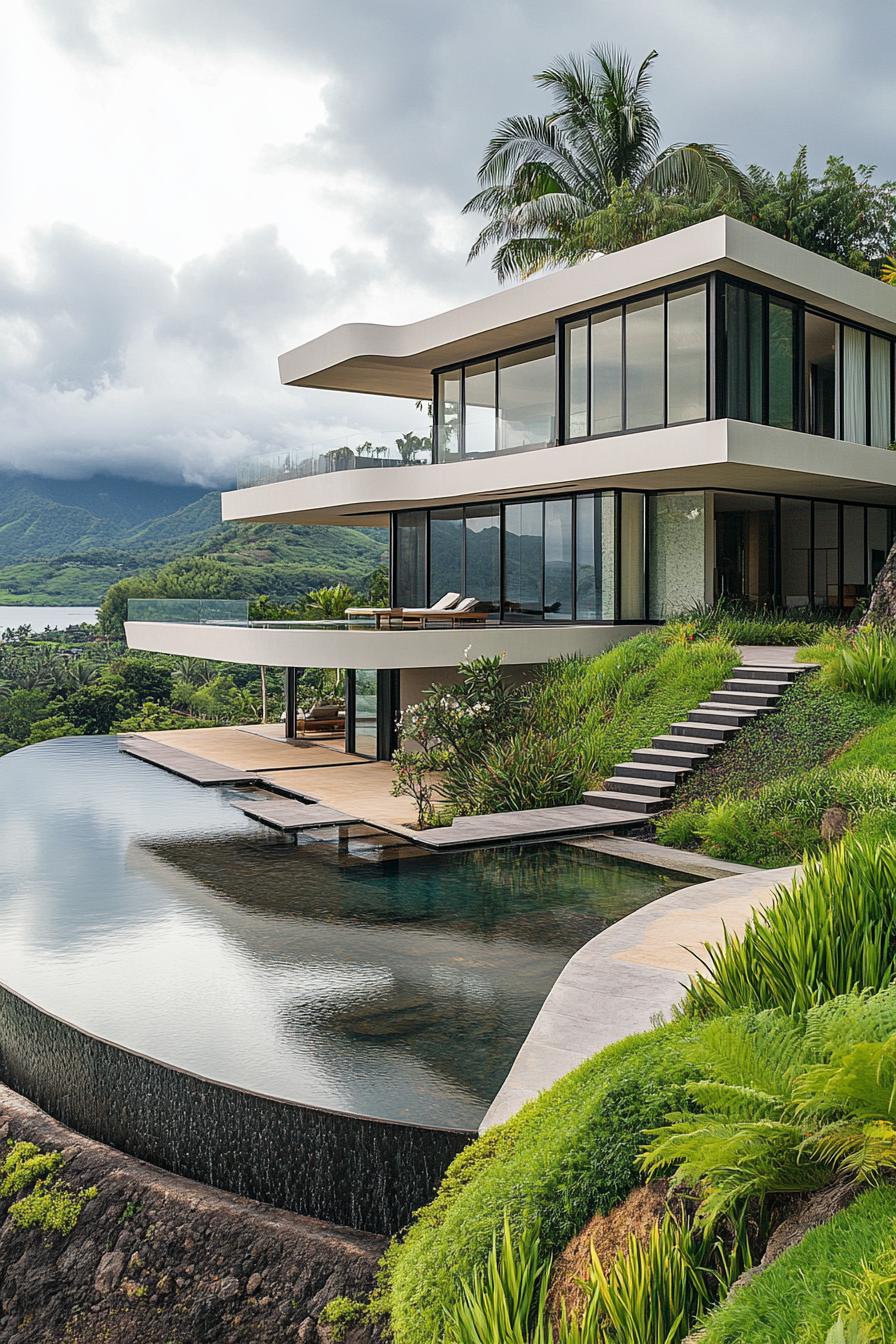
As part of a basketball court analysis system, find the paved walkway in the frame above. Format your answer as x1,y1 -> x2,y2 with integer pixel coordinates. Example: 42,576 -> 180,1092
480,864 -> 798,1132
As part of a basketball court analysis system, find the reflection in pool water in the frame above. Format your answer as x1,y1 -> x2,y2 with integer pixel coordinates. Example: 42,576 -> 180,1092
0,735 -> 689,1129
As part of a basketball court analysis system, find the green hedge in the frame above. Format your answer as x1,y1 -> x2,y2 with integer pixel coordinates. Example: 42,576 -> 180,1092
699,1185 -> 896,1344
378,1022 -> 699,1344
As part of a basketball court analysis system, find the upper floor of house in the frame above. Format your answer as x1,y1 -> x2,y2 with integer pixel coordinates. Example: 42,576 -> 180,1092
224,216 -> 896,527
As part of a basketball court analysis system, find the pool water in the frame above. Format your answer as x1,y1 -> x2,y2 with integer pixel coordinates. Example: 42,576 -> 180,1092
0,736 -> 690,1129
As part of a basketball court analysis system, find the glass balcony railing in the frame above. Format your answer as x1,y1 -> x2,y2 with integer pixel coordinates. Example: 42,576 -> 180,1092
236,440 -> 432,489
127,599 -> 250,625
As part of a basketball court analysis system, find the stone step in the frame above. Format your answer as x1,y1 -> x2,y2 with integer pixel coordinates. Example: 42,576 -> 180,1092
710,688 -> 779,707
723,677 -> 793,694
698,697 -> 774,714
688,706 -> 761,727
732,665 -> 802,681
615,760 -> 690,782
670,720 -> 736,741
633,746 -> 708,769
605,775 -> 676,798
582,789 -> 666,814
651,733 -> 724,753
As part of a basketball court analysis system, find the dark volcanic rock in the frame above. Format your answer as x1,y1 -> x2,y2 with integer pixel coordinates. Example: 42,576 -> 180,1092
0,1082 -> 386,1343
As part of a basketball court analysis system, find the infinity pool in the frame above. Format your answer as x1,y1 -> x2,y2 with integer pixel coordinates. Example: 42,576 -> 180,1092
0,736 -> 690,1130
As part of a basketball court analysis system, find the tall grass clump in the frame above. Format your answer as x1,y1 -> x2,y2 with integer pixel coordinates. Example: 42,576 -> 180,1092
683,837 -> 896,1017
822,627 -> 896,704
667,599 -> 842,646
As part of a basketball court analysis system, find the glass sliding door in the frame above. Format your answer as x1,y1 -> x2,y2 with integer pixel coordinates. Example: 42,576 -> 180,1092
429,506 -> 463,604
813,501 -> 839,608
625,295 -> 664,430
713,492 -> 776,606
503,501 -> 543,621
842,327 -> 867,445
666,284 -> 707,424
780,498 -> 812,608
723,283 -> 764,423
464,360 -> 497,457
543,498 -> 573,620
464,504 -> 500,613
591,306 -> 623,434
575,492 -> 615,620
394,511 -> 427,607
351,670 -> 378,759
804,313 -> 838,438
498,343 -> 555,452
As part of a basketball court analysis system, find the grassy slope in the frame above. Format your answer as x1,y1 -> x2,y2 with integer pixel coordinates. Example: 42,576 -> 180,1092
381,1023 -> 698,1344
699,1185 -> 896,1344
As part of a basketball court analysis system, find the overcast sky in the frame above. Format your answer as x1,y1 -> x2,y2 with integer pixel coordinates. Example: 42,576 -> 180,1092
3,0 -> 895,487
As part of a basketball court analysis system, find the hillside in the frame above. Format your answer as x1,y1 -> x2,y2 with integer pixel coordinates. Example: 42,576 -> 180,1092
0,472 -> 387,604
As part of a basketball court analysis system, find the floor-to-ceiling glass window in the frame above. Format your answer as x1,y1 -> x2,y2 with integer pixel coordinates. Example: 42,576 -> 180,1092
870,334 -> 892,449
464,360 -> 497,457
619,493 -> 646,620
805,313 -> 838,437
768,300 -> 797,430
666,285 -> 707,425
649,492 -> 705,618
842,326 -> 867,446
498,343 -> 555,452
394,511 -> 427,606
503,501 -> 544,620
713,492 -> 776,606
464,504 -> 501,613
428,506 -> 463,604
564,319 -> 589,440
813,501 -> 840,607
843,505 -> 866,611
575,493 -> 615,620
780,498 -> 812,608
436,369 -> 461,461
723,283 -> 764,423
625,295 -> 665,430
544,498 -> 573,620
591,305 -> 624,435
868,507 -> 891,589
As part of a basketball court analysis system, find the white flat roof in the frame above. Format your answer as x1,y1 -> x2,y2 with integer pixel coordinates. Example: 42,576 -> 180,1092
278,216 -> 896,399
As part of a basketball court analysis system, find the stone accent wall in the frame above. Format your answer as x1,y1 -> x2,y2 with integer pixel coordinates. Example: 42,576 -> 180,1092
0,1083 -> 385,1344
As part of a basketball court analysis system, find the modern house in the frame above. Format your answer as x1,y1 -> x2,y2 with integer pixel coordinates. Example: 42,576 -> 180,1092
126,216 -> 896,761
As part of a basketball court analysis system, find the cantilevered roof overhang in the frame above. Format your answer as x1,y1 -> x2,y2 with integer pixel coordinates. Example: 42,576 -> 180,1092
222,419 -> 896,528
277,216 -> 896,399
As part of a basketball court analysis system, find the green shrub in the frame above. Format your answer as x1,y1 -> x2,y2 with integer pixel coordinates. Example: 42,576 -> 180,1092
822,629 -> 896,704
317,1295 -> 371,1340
9,1178 -> 97,1235
445,1215 -> 552,1344
1,1141 -> 62,1195
663,767 -> 896,866
666,600 -> 841,646
460,732 -> 589,813
683,837 -> 896,1017
672,673 -> 885,809
698,1185 -> 896,1344
379,1023 -> 699,1344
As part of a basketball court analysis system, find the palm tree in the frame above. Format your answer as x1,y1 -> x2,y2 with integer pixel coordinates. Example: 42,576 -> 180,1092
464,46 -> 751,281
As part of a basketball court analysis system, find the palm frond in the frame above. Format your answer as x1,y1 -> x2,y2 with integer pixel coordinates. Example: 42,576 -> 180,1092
645,143 -> 753,202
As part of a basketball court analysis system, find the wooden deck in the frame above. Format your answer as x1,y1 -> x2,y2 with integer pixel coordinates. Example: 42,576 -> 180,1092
131,726 -> 364,772
260,763 -> 419,831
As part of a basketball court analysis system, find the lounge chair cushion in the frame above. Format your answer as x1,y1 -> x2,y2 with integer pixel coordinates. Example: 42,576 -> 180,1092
306,702 -> 344,720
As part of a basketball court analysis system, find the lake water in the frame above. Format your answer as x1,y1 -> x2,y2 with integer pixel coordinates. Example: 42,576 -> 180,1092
0,735 -> 691,1129
0,605 -> 99,632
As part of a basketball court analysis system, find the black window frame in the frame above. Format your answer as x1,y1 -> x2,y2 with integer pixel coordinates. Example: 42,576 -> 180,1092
432,336 -> 557,463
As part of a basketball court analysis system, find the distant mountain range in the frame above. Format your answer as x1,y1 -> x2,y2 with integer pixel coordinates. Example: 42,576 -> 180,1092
0,473 -> 386,605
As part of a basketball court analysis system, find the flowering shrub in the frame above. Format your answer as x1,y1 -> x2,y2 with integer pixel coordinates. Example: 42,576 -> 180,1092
391,656 -> 526,827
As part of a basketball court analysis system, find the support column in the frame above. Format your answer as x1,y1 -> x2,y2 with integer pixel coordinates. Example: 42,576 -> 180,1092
284,668 -> 301,739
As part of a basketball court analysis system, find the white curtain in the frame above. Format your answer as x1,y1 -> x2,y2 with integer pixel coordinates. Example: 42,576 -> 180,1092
842,326 -> 866,445
870,334 -> 891,449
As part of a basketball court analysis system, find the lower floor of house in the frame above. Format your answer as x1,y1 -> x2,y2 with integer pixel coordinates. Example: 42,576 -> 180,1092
393,489 -> 896,622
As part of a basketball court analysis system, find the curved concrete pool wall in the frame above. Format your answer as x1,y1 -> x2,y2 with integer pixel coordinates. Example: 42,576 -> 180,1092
0,983 -> 471,1236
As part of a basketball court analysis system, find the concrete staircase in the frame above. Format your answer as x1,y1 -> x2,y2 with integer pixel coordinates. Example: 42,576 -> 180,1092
583,661 -> 819,817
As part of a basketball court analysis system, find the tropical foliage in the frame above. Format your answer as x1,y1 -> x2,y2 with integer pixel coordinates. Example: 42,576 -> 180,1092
464,46 -> 750,280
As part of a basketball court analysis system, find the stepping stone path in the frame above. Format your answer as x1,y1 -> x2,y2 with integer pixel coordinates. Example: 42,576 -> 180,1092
583,662 -> 820,816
